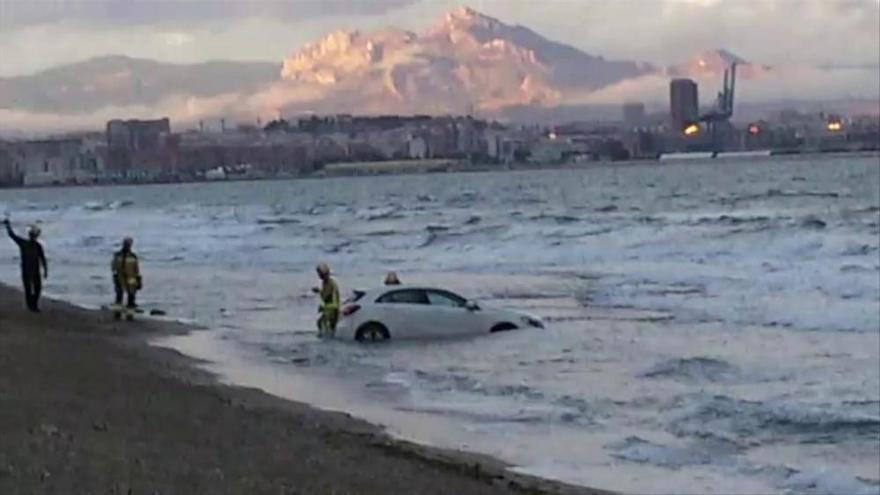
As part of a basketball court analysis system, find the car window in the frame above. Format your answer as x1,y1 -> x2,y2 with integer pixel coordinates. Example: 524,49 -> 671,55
376,289 -> 429,304
426,290 -> 466,307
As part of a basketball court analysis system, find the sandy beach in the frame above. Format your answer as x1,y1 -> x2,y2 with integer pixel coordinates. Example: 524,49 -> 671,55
0,284 -> 606,495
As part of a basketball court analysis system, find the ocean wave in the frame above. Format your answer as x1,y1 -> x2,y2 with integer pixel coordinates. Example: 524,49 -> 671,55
464,215 -> 481,225
445,190 -> 480,206
256,216 -> 301,225
395,404 -> 549,424
83,200 -> 134,211
669,395 -> 880,444
800,215 -> 827,229
594,204 -> 618,213
514,196 -> 546,206
842,244 -> 879,256
692,214 -> 774,226
324,240 -> 359,253
546,227 -> 615,239
407,370 -> 598,424
355,206 -> 404,221
713,188 -> 845,206
487,290 -> 569,301
640,357 -> 741,383
840,264 -> 877,274
608,436 -> 739,469
419,224 -> 508,248
362,229 -> 399,237
781,467 -> 880,495
526,212 -> 581,224
79,235 -> 105,247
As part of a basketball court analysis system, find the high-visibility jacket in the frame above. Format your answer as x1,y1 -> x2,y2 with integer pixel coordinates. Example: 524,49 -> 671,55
112,250 -> 141,291
319,278 -> 340,314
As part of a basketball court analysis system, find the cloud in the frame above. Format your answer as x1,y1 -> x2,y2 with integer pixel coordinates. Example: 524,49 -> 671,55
0,0 -> 419,28
0,1 -> 425,77
157,31 -> 194,47
577,66 -> 880,107
449,0 -> 880,67
1,0 -> 877,78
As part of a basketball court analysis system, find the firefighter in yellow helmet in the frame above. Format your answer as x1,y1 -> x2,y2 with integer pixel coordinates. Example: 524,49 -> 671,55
313,263 -> 340,338
111,237 -> 142,321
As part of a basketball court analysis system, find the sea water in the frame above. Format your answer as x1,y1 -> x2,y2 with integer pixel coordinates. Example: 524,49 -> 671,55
2,155 -> 878,494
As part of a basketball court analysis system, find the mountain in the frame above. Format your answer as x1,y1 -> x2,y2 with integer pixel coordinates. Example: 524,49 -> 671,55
0,55 -> 278,114
273,6 -> 652,114
0,7 -> 652,123
0,7 -> 875,133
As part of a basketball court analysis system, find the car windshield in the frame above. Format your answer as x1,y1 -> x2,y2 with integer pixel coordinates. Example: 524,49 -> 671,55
426,290 -> 466,307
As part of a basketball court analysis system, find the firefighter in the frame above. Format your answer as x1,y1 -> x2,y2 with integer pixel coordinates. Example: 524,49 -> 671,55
111,237 -> 142,321
313,263 -> 340,338
384,271 -> 401,286
4,219 -> 48,312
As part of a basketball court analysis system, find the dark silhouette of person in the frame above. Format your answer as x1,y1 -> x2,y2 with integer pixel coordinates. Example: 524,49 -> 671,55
5,219 -> 48,312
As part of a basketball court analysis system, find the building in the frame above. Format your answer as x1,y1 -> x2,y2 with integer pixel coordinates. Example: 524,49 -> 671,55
670,79 -> 699,132
105,118 -> 172,179
0,143 -> 20,186
106,118 -> 171,151
408,136 -> 428,159
623,102 -> 646,127
5,138 -> 87,186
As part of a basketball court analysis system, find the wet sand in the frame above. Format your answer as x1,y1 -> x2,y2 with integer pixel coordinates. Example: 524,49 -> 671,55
0,284 -> 607,495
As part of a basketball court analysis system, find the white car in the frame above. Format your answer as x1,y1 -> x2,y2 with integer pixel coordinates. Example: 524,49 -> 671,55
337,286 -> 545,342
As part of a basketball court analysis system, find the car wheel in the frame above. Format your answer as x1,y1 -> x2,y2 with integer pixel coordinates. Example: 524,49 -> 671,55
490,322 -> 518,333
356,322 -> 390,342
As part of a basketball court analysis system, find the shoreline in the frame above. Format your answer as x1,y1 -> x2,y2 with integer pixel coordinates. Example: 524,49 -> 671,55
1,149 -> 877,191
0,284 -> 609,495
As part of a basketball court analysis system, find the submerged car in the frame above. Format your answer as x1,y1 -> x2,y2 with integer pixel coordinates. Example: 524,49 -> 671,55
337,286 -> 544,342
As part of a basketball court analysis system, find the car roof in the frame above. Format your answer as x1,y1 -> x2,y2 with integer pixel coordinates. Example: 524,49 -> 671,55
354,286 -> 464,298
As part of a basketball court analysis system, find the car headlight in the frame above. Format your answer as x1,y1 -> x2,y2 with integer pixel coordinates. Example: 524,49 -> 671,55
521,316 -> 544,329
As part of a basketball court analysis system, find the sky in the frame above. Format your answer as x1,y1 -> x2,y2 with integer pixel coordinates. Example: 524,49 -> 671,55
0,0 -> 878,77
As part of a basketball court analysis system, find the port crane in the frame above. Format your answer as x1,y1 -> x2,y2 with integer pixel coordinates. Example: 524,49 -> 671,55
699,63 -> 737,150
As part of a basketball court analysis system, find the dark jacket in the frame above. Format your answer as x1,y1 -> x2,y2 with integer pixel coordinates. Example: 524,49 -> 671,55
6,223 -> 46,275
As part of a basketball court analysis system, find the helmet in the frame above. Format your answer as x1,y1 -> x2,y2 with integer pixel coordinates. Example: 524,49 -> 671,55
316,263 -> 331,276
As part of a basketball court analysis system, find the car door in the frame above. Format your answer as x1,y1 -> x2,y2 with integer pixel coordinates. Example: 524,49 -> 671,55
374,289 -> 432,339
424,290 -> 480,336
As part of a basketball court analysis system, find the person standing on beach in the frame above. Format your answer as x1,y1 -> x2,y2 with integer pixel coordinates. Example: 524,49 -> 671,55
4,218 -> 48,312
313,263 -> 340,338
111,237 -> 142,321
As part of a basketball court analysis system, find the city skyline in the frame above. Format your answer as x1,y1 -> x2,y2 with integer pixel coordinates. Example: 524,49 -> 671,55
1,0 -> 878,77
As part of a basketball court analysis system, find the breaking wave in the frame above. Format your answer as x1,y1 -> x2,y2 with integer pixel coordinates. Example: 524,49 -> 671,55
640,357 -> 741,383
608,436 -> 740,469
669,394 -> 880,444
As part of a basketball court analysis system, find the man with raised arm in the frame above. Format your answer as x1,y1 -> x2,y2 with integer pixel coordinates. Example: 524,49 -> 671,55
4,218 -> 48,312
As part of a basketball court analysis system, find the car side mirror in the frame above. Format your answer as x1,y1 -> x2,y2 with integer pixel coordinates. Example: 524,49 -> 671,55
465,301 -> 480,311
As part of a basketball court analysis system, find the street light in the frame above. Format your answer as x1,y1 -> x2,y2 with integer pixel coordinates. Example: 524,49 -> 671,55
683,123 -> 700,136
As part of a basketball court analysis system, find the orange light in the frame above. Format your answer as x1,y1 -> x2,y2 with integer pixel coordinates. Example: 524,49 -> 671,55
683,124 -> 700,136
826,121 -> 843,132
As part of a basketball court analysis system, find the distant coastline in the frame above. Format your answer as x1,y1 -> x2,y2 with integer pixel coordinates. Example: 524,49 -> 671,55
1,148 -> 877,191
